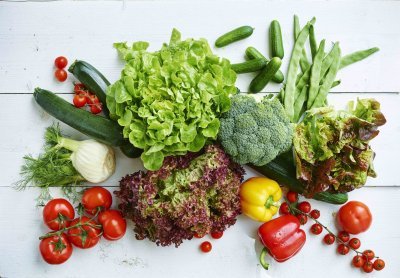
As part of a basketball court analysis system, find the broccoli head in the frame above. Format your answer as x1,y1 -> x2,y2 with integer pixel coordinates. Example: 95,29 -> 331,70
218,94 -> 293,166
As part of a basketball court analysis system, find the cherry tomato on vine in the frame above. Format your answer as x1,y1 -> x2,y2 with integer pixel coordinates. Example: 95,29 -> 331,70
81,187 -> 112,215
73,94 -> 87,108
373,259 -> 385,271
55,69 -> 68,82
87,94 -> 100,105
194,233 -> 203,239
296,214 -> 308,225
352,255 -> 365,268
279,202 -> 290,215
43,198 -> 75,230
297,201 -> 311,213
362,261 -> 374,273
286,191 -> 298,203
200,241 -> 212,253
98,210 -> 127,241
337,201 -> 372,234
337,244 -> 349,255
74,83 -> 86,93
310,223 -> 323,235
348,238 -> 361,249
90,103 -> 103,114
338,231 -> 350,242
310,209 -> 320,219
211,231 -> 224,239
323,233 -> 335,245
39,233 -> 72,265
54,56 -> 68,69
67,216 -> 101,248
363,250 -> 375,260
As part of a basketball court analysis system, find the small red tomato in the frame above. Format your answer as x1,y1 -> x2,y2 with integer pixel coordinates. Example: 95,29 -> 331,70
73,94 -> 87,108
362,261 -> 374,273
90,103 -> 102,114
200,241 -> 212,253
211,231 -> 223,239
296,214 -> 308,225
286,191 -> 298,203
310,223 -> 323,235
363,250 -> 375,261
297,201 -> 311,213
323,233 -> 335,245
98,210 -> 127,241
337,244 -> 349,255
194,233 -> 203,239
348,238 -> 361,250
338,231 -> 350,242
353,255 -> 365,268
337,201 -> 372,235
67,216 -> 101,248
87,94 -> 99,104
81,187 -> 112,215
373,259 -> 385,271
39,233 -> 72,265
54,56 -> 68,69
309,209 -> 320,219
43,198 -> 75,230
55,69 -> 68,82
74,83 -> 86,93
279,202 -> 290,215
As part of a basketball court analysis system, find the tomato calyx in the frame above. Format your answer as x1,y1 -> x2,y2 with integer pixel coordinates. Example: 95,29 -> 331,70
51,237 -> 67,253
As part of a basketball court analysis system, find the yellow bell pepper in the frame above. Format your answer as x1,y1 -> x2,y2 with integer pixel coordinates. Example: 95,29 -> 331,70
240,177 -> 282,222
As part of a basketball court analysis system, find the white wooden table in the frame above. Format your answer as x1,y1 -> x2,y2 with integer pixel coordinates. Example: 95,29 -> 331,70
1,1 -> 399,277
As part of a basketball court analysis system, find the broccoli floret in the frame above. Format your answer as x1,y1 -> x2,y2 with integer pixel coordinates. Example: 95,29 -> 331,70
218,94 -> 294,166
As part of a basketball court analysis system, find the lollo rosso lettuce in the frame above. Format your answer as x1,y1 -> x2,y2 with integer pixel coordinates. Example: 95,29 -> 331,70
107,29 -> 237,170
293,98 -> 386,196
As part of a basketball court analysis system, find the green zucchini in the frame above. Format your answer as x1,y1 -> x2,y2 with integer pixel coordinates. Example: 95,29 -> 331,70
68,60 -> 110,117
249,153 -> 348,204
215,26 -> 254,48
245,46 -> 284,83
249,57 -> 282,93
269,20 -> 284,59
231,58 -> 266,74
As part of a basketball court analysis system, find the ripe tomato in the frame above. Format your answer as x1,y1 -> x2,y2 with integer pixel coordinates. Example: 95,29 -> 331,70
310,209 -> 320,219
286,191 -> 298,203
337,244 -> 349,255
297,201 -> 311,213
337,201 -> 372,234
348,238 -> 361,249
74,83 -> 86,93
338,231 -> 350,242
55,69 -> 68,82
39,233 -> 72,265
98,210 -> 127,241
279,202 -> 290,215
82,187 -> 112,215
67,216 -> 101,248
90,103 -> 103,114
43,198 -> 75,230
200,241 -> 212,253
296,214 -> 308,225
310,223 -> 323,235
54,56 -> 68,69
373,259 -> 385,271
87,94 -> 99,105
211,231 -> 224,239
352,255 -> 365,268
73,94 -> 87,108
323,233 -> 335,245
362,261 -> 374,273
193,232 -> 204,239
362,249 -> 375,260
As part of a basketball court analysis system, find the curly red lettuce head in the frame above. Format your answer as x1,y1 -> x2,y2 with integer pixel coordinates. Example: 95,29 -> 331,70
115,144 -> 245,247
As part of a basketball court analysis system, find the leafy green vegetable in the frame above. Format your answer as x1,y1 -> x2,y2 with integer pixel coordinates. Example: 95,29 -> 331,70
107,29 -> 237,170
293,99 -> 386,195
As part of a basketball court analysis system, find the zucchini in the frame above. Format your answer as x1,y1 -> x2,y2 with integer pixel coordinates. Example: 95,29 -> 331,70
249,153 -> 348,204
245,46 -> 284,83
68,60 -> 110,117
231,58 -> 266,74
249,57 -> 282,93
215,26 -> 254,48
269,20 -> 284,59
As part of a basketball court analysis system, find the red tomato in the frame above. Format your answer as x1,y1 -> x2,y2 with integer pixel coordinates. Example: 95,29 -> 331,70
211,231 -> 223,239
362,249 -> 375,261
200,241 -> 212,253
87,94 -> 99,104
98,210 -> 127,241
348,238 -> 361,249
90,103 -> 103,114
297,201 -> 311,213
193,233 -> 203,239
352,255 -> 365,268
323,233 -> 335,245
279,202 -> 290,215
74,83 -> 86,93
337,201 -> 372,234
337,244 -> 349,255
310,209 -> 320,219
73,94 -> 87,108
362,261 -> 374,273
296,214 -> 308,225
39,233 -> 72,265
55,69 -> 68,82
67,216 -> 101,248
54,56 -> 68,69
82,187 -> 112,215
373,259 -> 385,271
338,231 -> 350,242
286,191 -> 298,203
43,198 -> 75,230
310,223 -> 323,235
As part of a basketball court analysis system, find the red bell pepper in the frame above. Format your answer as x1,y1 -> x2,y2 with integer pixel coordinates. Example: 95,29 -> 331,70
258,214 -> 306,269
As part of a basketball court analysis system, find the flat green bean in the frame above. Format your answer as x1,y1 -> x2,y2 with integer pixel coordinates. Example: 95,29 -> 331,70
331,80 -> 341,88
320,42 -> 340,81
293,85 -> 308,123
307,40 -> 326,109
294,15 -> 311,73
339,47 -> 379,69
309,25 -> 318,60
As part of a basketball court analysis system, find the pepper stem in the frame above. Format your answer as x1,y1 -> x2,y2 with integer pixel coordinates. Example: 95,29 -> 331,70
264,196 -> 280,209
259,247 -> 270,270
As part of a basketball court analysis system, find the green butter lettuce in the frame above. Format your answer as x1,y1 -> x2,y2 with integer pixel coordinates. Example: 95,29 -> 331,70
107,29 -> 237,170
293,98 -> 386,195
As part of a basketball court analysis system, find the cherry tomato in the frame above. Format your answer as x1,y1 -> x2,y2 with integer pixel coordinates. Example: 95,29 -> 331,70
363,250 -> 375,261
39,233 -> 72,265
67,216 -> 101,248
87,94 -> 99,105
200,241 -> 212,253
90,103 -> 103,114
362,261 -> 374,273
54,56 -> 68,69
353,255 -> 365,268
373,259 -> 385,271
73,94 -> 87,108
337,244 -> 349,255
55,69 -> 68,82
310,223 -> 323,235
310,209 -> 320,219
296,214 -> 308,225
82,187 -> 112,215
74,83 -> 86,93
297,201 -> 311,213
211,231 -> 223,239
193,233 -> 203,239
348,238 -> 361,250
98,210 -> 127,241
337,201 -> 372,234
279,202 -> 290,215
338,231 -> 350,243
286,191 -> 298,203
323,233 -> 335,245
43,198 -> 75,230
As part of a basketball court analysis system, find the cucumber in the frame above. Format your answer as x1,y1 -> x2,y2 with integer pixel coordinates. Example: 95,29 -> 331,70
215,26 -> 254,48
245,46 -> 284,83
249,153 -> 348,204
231,58 -> 266,74
68,60 -> 110,117
249,57 -> 282,93
269,20 -> 284,59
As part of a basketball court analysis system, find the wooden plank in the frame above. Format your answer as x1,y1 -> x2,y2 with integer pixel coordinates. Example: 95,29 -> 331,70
0,1 -> 399,94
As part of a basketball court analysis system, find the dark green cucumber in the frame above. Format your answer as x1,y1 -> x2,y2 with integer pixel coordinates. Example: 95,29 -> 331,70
34,88 -> 125,146
215,26 -> 254,47
249,153 -> 348,204
269,20 -> 284,59
120,142 -> 142,158
245,46 -> 284,83
249,57 -> 282,93
231,58 -> 266,74
68,60 -> 110,117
